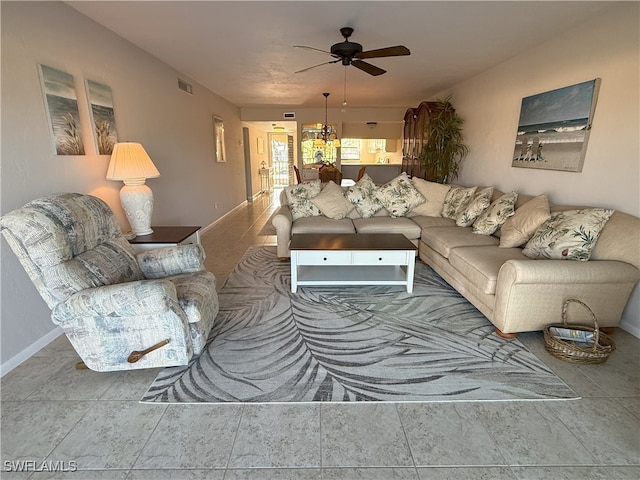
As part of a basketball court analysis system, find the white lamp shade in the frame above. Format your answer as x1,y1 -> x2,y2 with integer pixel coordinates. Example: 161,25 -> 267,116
106,142 -> 160,183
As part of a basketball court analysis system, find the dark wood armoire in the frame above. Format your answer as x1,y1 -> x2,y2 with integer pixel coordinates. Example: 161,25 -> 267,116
401,101 -> 443,180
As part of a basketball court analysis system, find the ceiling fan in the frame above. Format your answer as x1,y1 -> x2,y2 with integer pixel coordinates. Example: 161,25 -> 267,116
294,27 -> 410,76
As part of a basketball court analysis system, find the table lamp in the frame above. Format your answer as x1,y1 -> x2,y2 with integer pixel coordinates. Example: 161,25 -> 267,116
106,142 -> 160,236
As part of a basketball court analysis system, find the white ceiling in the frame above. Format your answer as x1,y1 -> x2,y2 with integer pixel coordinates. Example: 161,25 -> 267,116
68,1 -> 612,109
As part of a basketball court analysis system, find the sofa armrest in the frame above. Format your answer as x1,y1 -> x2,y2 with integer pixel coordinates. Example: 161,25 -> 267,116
499,259 -> 639,285
493,259 -> 640,334
272,205 -> 293,259
137,244 -> 205,278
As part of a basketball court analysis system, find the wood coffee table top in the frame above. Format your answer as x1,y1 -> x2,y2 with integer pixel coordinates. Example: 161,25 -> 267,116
289,233 -> 417,251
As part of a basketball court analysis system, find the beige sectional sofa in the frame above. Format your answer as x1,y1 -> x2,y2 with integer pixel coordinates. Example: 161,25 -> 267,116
271,177 -> 640,337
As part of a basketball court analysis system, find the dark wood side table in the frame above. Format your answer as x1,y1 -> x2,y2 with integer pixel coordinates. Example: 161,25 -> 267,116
128,226 -> 201,252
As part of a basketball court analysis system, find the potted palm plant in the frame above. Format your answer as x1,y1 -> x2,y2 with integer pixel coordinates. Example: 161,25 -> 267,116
420,96 -> 469,184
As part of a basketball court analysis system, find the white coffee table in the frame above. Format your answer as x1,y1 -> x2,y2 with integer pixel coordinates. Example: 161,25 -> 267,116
289,233 -> 417,293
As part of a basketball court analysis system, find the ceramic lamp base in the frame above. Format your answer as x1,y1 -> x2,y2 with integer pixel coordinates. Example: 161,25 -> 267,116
120,183 -> 154,235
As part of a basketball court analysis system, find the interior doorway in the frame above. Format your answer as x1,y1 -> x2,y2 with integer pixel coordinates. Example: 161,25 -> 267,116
270,133 -> 293,186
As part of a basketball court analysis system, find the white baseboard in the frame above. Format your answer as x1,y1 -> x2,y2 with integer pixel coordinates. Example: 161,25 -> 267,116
200,200 -> 249,235
619,319 -> 640,339
1,326 -> 63,377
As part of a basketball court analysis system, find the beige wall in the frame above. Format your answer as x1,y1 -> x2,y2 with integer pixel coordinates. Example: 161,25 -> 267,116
447,3 -> 639,335
1,2 -> 247,370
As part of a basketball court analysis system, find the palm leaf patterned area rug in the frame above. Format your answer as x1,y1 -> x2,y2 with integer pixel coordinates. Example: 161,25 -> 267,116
142,246 -> 577,403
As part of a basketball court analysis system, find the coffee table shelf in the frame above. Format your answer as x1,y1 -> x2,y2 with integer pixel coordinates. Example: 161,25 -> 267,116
295,265 -> 410,287
289,233 -> 417,293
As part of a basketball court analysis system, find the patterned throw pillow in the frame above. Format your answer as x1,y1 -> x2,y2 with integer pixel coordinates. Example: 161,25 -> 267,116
441,186 -> 477,219
499,194 -> 551,248
522,208 -> 614,261
310,181 -> 354,220
456,187 -> 493,227
345,173 -> 384,218
472,192 -> 518,235
375,173 -> 426,218
285,180 -> 322,220
410,178 -> 451,217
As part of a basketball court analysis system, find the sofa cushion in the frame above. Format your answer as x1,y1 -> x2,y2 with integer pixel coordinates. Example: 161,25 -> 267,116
449,246 -> 530,294
285,180 -> 322,220
410,178 -> 451,217
375,173 -> 425,218
421,226 -> 500,258
345,173 -> 384,218
353,217 -> 422,239
523,208 -> 614,261
411,216 -> 457,230
456,187 -> 493,227
310,181 -> 354,220
499,194 -> 551,248
473,192 -> 518,235
291,216 -> 356,235
441,186 -> 477,219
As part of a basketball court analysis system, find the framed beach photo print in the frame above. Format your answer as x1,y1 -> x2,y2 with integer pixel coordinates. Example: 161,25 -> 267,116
86,79 -> 118,155
512,79 -> 600,172
38,64 -> 85,155
213,115 -> 226,162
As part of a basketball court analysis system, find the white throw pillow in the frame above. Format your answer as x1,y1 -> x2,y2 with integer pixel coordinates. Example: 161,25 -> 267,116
310,181 -> 354,220
499,194 -> 551,248
522,208 -> 614,261
345,173 -> 384,218
472,192 -> 518,235
441,186 -> 477,219
285,180 -> 322,220
375,173 -> 426,218
456,187 -> 493,227
410,178 -> 451,217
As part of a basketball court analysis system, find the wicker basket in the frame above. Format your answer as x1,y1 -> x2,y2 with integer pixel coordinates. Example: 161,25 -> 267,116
543,299 -> 616,364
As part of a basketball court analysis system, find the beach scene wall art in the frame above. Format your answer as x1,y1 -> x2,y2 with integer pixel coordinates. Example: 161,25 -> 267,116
39,64 -> 85,155
213,115 -> 226,162
86,79 -> 118,155
512,79 -> 600,172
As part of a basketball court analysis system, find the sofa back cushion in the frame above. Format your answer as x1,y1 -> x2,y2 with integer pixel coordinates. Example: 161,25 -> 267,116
590,210 -> 640,269
410,178 -> 451,217
499,194 -> 551,248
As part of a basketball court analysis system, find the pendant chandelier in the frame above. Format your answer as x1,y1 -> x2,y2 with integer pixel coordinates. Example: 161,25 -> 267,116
314,92 -> 340,148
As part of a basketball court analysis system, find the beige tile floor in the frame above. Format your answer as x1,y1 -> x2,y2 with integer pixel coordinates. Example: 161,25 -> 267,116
2,189 -> 639,479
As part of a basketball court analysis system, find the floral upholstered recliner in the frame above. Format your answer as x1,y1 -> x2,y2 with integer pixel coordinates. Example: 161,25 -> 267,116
0,193 -> 219,371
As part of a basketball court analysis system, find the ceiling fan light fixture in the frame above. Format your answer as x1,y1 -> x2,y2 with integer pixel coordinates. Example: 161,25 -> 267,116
294,27 -> 410,76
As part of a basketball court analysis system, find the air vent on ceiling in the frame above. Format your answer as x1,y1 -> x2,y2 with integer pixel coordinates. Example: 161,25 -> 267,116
177,79 -> 193,95
283,112 -> 295,119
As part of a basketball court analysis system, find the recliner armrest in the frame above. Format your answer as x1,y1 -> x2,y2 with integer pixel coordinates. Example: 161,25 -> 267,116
52,278 -> 180,324
137,244 -> 206,279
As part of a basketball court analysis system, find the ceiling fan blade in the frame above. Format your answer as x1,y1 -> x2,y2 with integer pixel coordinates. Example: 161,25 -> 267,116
295,59 -> 341,74
357,45 -> 411,59
293,45 -> 334,56
351,60 -> 386,76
